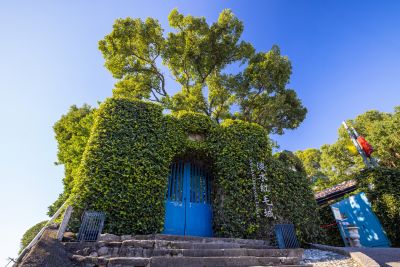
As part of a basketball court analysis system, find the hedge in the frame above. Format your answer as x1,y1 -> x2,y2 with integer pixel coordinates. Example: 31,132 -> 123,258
266,157 -> 322,243
69,97 -> 321,242
355,167 -> 400,246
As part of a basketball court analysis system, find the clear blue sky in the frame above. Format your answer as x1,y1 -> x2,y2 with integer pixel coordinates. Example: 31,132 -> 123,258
1,0 -> 399,264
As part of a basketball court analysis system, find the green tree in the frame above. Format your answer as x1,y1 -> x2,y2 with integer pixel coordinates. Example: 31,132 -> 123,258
294,148 -> 326,183
99,9 -> 306,134
296,106 -> 400,191
275,150 -> 305,173
48,104 -> 95,215
19,221 -> 47,253
356,108 -> 400,168
321,108 -> 399,181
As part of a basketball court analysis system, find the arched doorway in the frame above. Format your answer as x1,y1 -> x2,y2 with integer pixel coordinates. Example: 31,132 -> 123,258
163,160 -> 213,237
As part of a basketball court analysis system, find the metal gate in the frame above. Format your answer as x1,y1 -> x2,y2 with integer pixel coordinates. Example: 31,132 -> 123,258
77,211 -> 105,242
163,161 -> 213,237
274,224 -> 300,249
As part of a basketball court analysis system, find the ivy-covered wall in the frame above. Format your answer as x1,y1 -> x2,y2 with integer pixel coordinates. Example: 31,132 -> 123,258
318,204 -> 345,246
265,157 -> 322,243
70,97 -> 321,242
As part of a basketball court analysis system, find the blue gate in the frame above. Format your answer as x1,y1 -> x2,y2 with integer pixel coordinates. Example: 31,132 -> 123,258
163,161 -> 213,237
331,192 -> 390,247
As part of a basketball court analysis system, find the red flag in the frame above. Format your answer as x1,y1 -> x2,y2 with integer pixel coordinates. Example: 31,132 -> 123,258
357,136 -> 374,157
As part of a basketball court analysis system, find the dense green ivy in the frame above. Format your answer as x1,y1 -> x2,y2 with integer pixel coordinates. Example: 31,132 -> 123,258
172,110 -> 214,134
208,119 -> 271,239
69,97 -> 320,242
318,204 -> 344,246
355,167 -> 400,246
48,105 -> 95,216
265,157 -> 322,243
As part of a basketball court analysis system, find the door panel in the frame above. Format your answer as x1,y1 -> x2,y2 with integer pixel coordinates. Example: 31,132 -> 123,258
163,161 -> 213,237
163,162 -> 185,235
331,192 -> 390,247
186,163 -> 213,237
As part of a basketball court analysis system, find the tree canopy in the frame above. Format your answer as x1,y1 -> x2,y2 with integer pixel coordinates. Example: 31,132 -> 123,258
296,106 -> 400,191
294,148 -> 326,183
48,104 -> 95,215
99,9 -> 306,134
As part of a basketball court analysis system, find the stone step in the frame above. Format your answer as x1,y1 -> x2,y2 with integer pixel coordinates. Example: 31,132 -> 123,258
100,233 -> 271,247
126,239 -> 273,249
121,248 -> 303,259
71,255 -> 302,267
65,239 -> 276,255
69,244 -> 303,258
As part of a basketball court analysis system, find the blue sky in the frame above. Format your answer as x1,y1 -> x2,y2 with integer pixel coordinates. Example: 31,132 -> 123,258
1,0 -> 399,264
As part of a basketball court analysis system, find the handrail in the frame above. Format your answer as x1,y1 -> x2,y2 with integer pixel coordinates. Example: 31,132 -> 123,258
11,200 -> 70,266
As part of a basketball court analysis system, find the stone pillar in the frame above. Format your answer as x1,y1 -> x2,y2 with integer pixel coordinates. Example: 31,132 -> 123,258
347,226 -> 361,247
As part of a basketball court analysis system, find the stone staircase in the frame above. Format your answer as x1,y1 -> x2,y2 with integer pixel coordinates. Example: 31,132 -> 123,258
64,234 -> 309,267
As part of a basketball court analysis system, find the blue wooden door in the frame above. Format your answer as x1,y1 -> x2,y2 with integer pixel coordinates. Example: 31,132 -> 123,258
163,161 -> 213,237
331,192 -> 390,247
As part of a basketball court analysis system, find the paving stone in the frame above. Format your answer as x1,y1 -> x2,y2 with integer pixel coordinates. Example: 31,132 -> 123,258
302,249 -> 359,267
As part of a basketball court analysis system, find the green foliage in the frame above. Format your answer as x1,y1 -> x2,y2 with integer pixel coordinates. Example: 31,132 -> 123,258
172,110 -> 214,134
99,9 -> 306,133
48,104 -> 95,216
232,46 -> 307,134
70,98 -> 175,234
266,154 -> 322,242
68,97 -> 320,242
356,167 -> 400,246
318,205 -> 343,246
274,150 -> 305,173
353,108 -> 400,168
296,106 -> 400,190
20,221 -> 48,253
294,148 -> 326,183
208,119 -> 272,239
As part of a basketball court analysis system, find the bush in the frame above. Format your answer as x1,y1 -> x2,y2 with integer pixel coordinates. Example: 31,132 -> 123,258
208,119 -> 272,239
356,167 -> 400,246
172,110 -> 214,134
266,158 -> 322,243
318,205 -> 344,246
69,97 -> 321,242
70,98 -> 177,234
20,221 -> 48,253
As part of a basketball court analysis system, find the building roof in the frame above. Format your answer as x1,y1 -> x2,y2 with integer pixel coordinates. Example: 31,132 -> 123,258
315,179 -> 357,205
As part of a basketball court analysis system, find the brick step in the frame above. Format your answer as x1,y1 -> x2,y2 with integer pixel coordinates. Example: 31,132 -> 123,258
100,233 -> 271,247
71,255 -> 303,267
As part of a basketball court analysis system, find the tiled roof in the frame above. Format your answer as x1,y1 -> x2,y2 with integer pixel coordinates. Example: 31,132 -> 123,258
315,179 -> 357,202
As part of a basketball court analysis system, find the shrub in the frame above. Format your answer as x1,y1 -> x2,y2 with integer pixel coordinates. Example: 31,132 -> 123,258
318,205 -> 344,246
20,221 -> 48,253
266,158 -> 322,243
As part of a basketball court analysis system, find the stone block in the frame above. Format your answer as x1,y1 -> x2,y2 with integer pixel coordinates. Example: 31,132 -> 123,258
99,233 -> 121,242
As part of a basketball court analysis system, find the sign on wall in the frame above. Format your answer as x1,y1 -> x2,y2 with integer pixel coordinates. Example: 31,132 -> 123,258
250,161 -> 275,219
